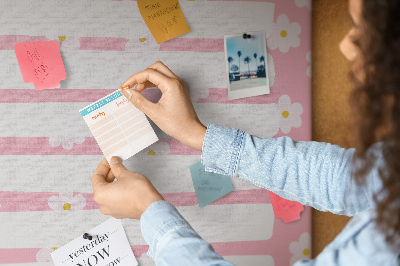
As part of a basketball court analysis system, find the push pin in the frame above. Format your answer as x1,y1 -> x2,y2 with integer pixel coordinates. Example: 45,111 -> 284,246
83,233 -> 93,240
242,33 -> 252,39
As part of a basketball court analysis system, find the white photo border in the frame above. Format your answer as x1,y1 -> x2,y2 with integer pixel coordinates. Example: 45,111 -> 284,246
224,31 -> 270,100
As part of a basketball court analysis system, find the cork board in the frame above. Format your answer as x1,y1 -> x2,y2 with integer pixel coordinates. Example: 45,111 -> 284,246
312,0 -> 353,257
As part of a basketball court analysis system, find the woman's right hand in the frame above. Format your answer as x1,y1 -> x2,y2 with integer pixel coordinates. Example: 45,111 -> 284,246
120,61 -> 206,151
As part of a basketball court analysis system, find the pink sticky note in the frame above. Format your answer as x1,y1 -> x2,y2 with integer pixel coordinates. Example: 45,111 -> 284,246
14,41 -> 66,90
269,191 -> 304,223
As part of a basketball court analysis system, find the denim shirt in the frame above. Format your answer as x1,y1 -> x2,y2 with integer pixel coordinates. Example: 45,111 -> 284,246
140,124 -> 400,265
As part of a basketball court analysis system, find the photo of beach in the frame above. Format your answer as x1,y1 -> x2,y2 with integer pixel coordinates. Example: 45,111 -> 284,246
225,31 -> 270,100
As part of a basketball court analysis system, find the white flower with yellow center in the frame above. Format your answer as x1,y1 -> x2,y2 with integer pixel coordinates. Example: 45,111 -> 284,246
48,192 -> 86,211
289,233 -> 311,265
278,95 -> 303,134
143,141 -> 170,156
267,14 -> 301,53
36,247 -> 58,262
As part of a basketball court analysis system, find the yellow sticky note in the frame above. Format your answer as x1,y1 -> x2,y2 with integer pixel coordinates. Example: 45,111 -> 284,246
137,0 -> 191,44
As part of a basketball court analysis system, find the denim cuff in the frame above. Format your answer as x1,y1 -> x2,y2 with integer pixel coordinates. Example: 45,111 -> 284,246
140,200 -> 192,260
201,124 -> 245,176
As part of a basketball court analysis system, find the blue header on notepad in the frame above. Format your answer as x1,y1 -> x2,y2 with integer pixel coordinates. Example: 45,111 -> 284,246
80,91 -> 123,117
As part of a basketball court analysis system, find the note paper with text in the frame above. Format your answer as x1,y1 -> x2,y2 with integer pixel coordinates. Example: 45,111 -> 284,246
137,0 -> 191,44
79,90 -> 158,162
189,160 -> 233,208
51,218 -> 138,266
14,41 -> 66,90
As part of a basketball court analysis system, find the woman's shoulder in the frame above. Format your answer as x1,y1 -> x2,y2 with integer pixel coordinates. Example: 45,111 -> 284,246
318,209 -> 399,265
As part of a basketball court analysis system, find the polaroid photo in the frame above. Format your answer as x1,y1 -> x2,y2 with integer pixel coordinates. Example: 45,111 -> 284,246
224,31 -> 270,100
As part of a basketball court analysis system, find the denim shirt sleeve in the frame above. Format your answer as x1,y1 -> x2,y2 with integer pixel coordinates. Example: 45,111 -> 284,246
140,200 -> 234,265
201,124 -> 382,216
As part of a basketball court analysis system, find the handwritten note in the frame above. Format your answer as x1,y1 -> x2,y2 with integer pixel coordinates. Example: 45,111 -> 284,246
51,218 -> 138,266
14,41 -> 66,90
189,161 -> 233,208
79,90 -> 158,163
137,0 -> 191,44
269,192 -> 304,223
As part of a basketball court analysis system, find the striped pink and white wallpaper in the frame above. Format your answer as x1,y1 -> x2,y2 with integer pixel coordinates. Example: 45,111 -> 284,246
0,0 -> 312,265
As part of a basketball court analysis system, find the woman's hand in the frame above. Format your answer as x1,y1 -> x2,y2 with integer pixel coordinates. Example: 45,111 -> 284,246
120,61 -> 206,151
91,157 -> 164,219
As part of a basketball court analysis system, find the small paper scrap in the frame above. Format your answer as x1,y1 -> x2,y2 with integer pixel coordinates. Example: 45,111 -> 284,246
14,41 -> 66,90
189,160 -> 233,208
79,90 -> 158,162
51,218 -> 138,266
269,192 -> 304,223
137,0 -> 191,44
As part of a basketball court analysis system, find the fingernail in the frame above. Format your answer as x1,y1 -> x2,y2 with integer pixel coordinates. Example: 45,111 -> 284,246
124,89 -> 133,100
110,156 -> 121,165
120,85 -> 129,92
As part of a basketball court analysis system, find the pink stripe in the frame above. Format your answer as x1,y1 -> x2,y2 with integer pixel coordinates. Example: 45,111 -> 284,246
0,35 -> 48,50
0,89 -> 114,103
0,36 -> 268,53
0,207 -> 311,264
0,89 -> 161,104
0,189 -> 270,212
0,246 -> 146,263
0,88 -> 280,104
0,248 -> 41,263
159,138 -> 201,155
131,245 -> 148,258
160,38 -> 224,52
79,37 -> 129,51
0,132 -> 310,156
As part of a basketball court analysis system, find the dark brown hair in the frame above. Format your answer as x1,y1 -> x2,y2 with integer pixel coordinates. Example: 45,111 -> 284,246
350,0 -> 400,252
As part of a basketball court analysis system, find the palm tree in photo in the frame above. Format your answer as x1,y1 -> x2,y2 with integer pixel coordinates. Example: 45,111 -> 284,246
231,64 -> 239,73
260,55 -> 266,72
237,51 -> 242,77
244,56 -> 252,78
227,56 -> 233,73
253,53 -> 258,72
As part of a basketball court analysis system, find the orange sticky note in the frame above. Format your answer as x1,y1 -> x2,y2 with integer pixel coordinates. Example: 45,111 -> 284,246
14,41 -> 66,90
137,0 -> 191,44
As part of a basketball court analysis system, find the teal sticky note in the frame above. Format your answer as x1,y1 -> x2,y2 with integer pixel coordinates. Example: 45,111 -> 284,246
189,160 -> 233,208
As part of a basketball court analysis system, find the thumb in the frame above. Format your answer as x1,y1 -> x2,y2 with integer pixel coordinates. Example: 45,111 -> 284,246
122,89 -> 155,116
109,156 -> 129,178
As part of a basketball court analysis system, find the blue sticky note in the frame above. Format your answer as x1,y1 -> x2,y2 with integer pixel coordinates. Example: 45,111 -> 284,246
189,160 -> 233,208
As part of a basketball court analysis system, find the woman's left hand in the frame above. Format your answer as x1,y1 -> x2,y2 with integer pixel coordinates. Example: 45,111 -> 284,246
91,157 -> 164,219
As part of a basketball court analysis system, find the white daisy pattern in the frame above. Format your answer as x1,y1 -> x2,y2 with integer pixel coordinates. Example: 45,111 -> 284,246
48,192 -> 86,211
36,247 -> 58,262
295,0 -> 312,10
306,51 -> 312,77
49,137 -> 85,151
267,14 -> 301,53
278,95 -> 303,134
289,233 -> 311,265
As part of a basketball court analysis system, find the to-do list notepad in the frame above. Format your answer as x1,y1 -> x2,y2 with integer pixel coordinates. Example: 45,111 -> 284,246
80,90 -> 158,162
